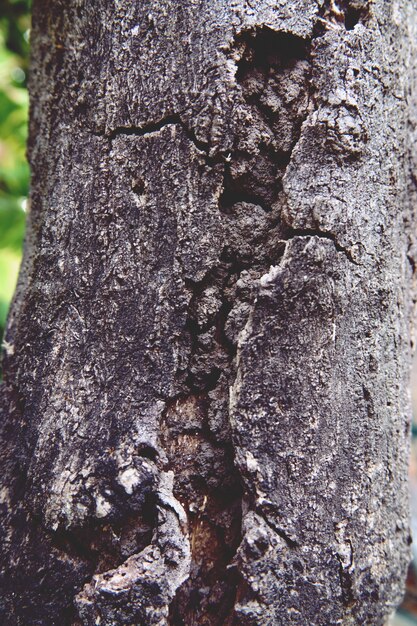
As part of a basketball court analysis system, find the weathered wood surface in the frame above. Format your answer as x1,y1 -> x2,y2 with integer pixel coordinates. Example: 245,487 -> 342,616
0,1 -> 416,624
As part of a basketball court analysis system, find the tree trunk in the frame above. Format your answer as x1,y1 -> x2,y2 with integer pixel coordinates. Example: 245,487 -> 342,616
0,0 -> 416,624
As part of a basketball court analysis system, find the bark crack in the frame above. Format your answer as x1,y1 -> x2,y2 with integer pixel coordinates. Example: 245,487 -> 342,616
93,113 -> 224,165
281,226 -> 360,264
164,27 -> 314,624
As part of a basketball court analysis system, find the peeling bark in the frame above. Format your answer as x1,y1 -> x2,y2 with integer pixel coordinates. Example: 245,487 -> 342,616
0,0 -> 416,624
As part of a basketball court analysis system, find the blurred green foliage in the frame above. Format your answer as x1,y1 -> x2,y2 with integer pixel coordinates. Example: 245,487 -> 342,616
0,0 -> 30,340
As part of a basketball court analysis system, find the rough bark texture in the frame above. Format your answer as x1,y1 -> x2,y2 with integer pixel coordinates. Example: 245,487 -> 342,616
0,0 -> 416,624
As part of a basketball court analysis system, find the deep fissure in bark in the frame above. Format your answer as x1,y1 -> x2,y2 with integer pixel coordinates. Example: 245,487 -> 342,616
165,28 -> 314,625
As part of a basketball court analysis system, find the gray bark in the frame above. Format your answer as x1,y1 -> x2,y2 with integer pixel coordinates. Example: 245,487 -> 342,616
0,0 -> 416,624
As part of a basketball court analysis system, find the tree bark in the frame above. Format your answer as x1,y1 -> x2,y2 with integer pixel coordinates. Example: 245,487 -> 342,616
0,0 -> 416,624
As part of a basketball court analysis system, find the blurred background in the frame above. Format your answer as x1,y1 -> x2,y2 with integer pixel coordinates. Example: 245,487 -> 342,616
0,2 -> 417,624
0,0 -> 29,346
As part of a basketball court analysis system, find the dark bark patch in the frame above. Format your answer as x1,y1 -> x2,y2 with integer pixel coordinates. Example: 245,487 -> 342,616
161,396 -> 243,625
235,28 -> 308,82
223,27 -> 311,211
340,1 -> 370,30
316,1 -> 370,34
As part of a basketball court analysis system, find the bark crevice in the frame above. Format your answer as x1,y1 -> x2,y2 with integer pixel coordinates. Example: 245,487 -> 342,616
163,26 -> 317,623
93,114 -> 225,166
281,226 -> 361,264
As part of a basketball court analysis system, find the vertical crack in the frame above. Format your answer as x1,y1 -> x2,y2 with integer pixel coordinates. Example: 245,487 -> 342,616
165,27 -> 313,625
